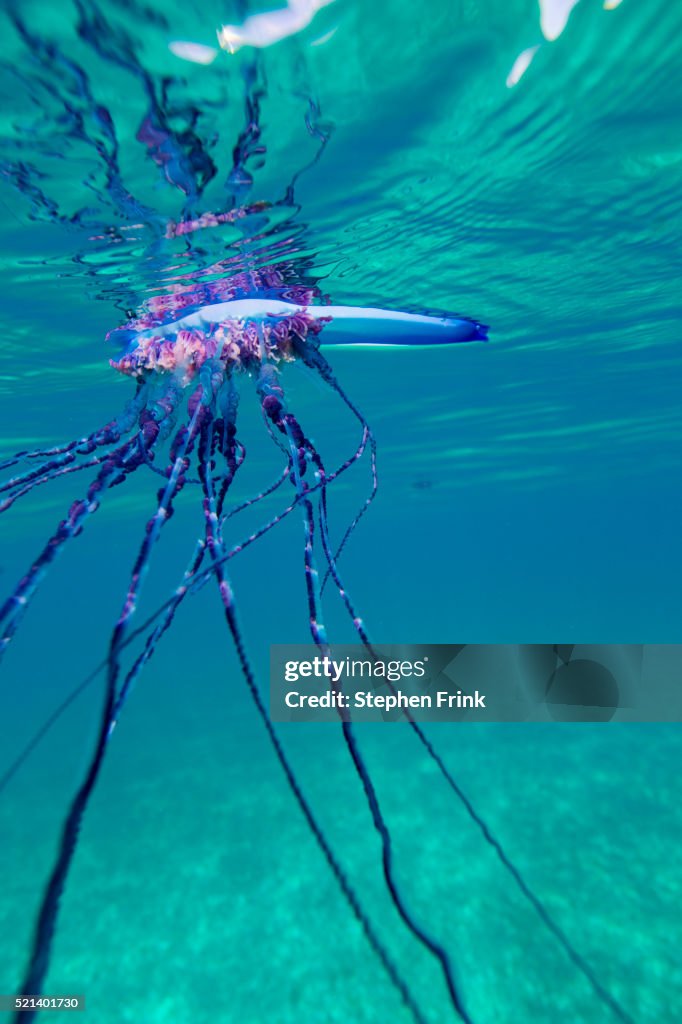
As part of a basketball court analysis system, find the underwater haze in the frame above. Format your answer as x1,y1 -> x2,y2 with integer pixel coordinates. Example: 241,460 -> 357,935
0,1 -> 681,1022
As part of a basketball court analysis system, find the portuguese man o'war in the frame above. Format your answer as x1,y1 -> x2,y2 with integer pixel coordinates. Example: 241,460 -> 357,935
0,236 -> 634,1024
107,295 -> 489,377
0,7 -> 637,1024
0,247 -> 490,1024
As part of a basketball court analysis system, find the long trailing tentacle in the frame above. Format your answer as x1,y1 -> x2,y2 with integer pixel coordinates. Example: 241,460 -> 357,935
107,537 -> 205,736
0,418 -> 372,795
185,416 -> 372,599
0,452 -> 108,500
195,392 -> 430,1024
109,377 -> 242,733
291,341 -> 379,594
0,380 -> 184,663
107,379 -> 211,681
257,362 -> 474,1024
13,382 -> 208,1019
0,438 -> 141,663
221,459 -> 291,526
0,383 -> 151,474
318,487 -> 637,1023
319,430 -> 377,595
308,365 -> 635,1024
0,452 -> 126,514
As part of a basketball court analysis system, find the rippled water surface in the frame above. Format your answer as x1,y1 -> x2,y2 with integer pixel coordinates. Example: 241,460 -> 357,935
1,2 -> 681,1022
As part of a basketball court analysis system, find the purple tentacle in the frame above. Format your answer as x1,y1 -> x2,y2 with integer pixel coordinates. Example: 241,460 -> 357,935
0,382 -> 173,660
308,398 -> 635,1024
318,512 -> 636,1024
110,384 -> 242,733
258,363 -> 474,1024
320,424 -> 377,594
0,453 -> 118,514
107,539 -> 205,736
195,401 -> 429,1024
222,458 -> 288,520
115,401 -> 207,632
0,402 -> 371,787
1,452 -> 94,497
293,344 -> 379,594
221,461 -> 291,525
14,382 -> 210,1012
0,384 -> 150,473
186,417 -> 371,596
0,434 -> 148,661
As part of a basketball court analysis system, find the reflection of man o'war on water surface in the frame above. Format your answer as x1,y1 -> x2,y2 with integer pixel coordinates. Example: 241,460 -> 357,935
0,1 -> 681,1022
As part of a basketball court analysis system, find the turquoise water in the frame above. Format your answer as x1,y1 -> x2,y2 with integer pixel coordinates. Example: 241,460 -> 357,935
1,1 -> 681,1021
